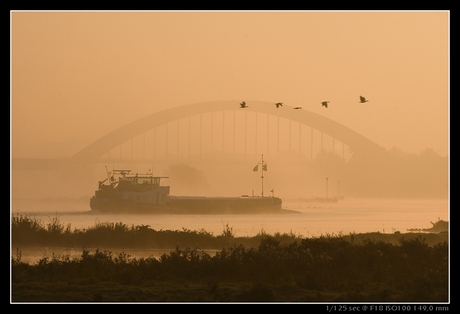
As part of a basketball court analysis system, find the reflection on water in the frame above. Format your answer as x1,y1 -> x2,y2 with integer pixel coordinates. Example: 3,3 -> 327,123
11,198 -> 448,264
12,247 -> 220,265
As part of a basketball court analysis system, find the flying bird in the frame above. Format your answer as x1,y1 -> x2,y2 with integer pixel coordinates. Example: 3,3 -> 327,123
294,107 -> 302,109
275,102 -> 283,108
240,101 -> 248,108
359,96 -> 369,103
321,101 -> 329,108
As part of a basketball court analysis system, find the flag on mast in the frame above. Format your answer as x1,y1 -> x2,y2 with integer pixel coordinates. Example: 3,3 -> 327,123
263,164 -> 267,171
253,165 -> 259,171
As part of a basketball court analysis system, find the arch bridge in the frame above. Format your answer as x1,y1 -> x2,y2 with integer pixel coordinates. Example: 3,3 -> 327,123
71,100 -> 388,165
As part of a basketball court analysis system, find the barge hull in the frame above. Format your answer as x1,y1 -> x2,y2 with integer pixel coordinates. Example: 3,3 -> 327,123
90,196 -> 285,214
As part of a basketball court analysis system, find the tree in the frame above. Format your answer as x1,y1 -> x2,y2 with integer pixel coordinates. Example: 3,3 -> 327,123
164,163 -> 210,195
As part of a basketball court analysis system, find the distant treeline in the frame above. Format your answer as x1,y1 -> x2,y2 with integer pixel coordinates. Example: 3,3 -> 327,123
307,147 -> 448,198
174,147 -> 449,199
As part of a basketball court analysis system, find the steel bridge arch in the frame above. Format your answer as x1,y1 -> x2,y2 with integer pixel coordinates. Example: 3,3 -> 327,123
71,100 -> 388,160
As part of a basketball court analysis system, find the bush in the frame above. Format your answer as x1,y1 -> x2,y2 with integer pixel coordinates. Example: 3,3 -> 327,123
11,235 -> 448,302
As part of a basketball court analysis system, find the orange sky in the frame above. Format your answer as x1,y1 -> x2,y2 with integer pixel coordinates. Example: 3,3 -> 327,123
11,10 -> 449,158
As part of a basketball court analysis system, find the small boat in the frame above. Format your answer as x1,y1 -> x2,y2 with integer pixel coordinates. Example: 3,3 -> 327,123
407,219 -> 448,233
303,197 -> 339,203
287,196 -> 340,204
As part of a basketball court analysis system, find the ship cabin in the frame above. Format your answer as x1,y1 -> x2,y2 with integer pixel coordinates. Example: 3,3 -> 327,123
93,169 -> 171,206
114,170 -> 169,192
121,174 -> 165,187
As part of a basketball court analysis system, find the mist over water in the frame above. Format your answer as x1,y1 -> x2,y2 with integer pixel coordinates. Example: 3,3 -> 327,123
12,198 -> 448,237
12,144 -> 448,249
11,197 -> 448,265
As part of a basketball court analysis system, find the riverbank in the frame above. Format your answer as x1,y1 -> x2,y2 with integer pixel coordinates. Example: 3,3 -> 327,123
12,234 -> 448,302
11,214 -> 448,251
11,216 -> 448,303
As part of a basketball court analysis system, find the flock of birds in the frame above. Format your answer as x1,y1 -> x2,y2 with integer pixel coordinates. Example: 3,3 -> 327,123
239,96 -> 369,109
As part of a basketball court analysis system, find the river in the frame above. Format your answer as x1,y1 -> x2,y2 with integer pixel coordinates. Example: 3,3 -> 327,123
11,197 -> 448,264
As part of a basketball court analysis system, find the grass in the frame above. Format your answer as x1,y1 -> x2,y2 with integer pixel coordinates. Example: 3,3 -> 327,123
11,214 -> 448,250
11,214 -> 449,303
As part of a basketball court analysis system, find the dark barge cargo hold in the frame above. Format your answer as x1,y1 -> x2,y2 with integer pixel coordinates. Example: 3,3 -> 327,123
90,169 -> 288,214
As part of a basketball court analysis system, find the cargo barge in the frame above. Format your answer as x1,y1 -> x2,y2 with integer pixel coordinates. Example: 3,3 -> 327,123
89,168 -> 289,214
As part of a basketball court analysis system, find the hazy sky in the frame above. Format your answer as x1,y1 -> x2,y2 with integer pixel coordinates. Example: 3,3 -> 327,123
11,10 -> 449,159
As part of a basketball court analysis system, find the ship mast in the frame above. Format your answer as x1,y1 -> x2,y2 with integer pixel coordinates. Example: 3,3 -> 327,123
105,165 -> 111,183
261,154 -> 265,197
253,154 -> 267,197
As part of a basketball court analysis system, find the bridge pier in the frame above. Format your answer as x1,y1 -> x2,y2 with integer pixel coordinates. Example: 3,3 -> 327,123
177,119 -> 180,160
233,111 -> 236,158
277,116 -> 280,157
266,113 -> 269,156
199,114 -> 202,160
311,127 -> 313,161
